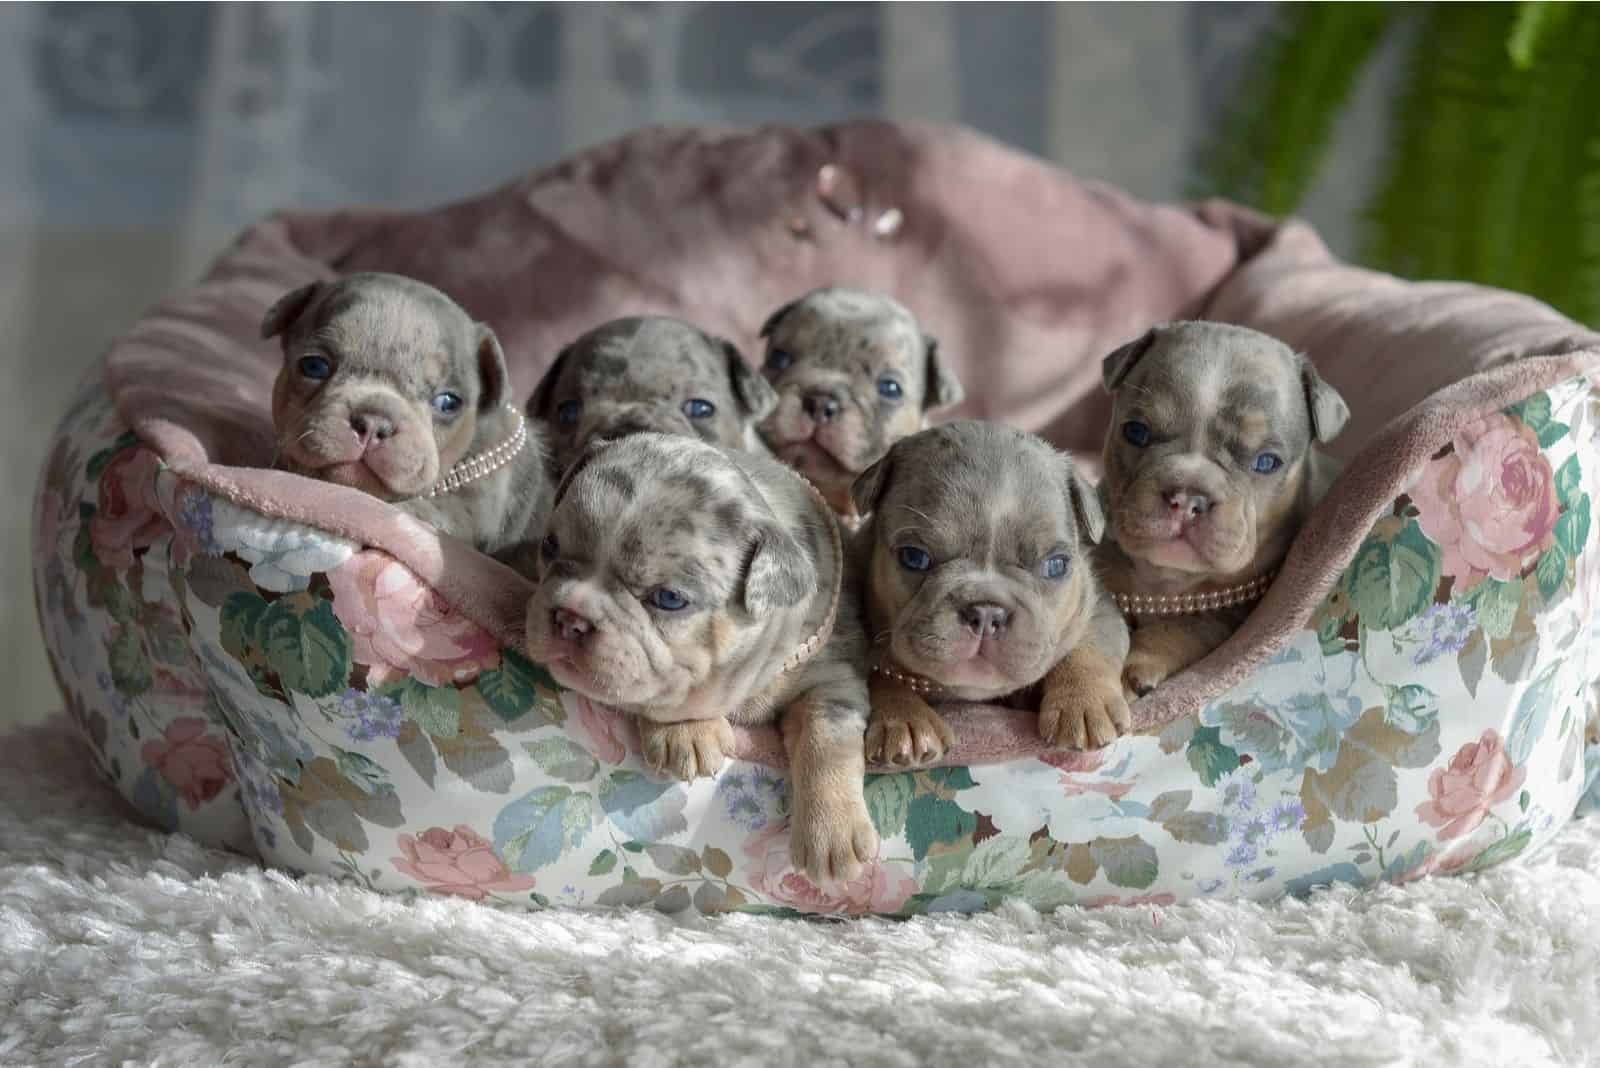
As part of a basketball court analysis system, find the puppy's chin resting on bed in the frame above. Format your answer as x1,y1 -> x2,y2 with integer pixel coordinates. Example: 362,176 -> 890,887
262,271 -> 548,554
757,287 -> 963,517
853,420 -> 1131,768
523,432 -> 879,882
1096,320 -> 1349,700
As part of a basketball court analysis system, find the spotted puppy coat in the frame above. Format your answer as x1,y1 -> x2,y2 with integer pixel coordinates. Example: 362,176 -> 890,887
851,420 -> 1131,767
758,287 -> 964,516
1096,321 -> 1348,700
523,433 -> 877,882
528,316 -> 777,479
263,271 -> 548,554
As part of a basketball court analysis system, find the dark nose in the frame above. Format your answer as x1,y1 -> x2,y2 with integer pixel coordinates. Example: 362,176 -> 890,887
350,411 -> 396,443
802,390 -> 843,423
1163,488 -> 1211,520
960,602 -> 1010,639
552,607 -> 593,644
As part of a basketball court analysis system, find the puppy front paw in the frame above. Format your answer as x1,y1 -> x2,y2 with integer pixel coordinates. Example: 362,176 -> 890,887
865,676 -> 955,767
639,718 -> 735,781
1121,650 -> 1176,702
789,792 -> 879,884
1039,648 -> 1132,750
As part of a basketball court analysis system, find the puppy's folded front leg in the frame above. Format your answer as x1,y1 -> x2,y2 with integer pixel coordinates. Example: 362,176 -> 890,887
1122,616 -> 1233,701
639,717 -> 736,781
1039,644 -> 1131,750
782,693 -> 879,884
865,674 -> 955,768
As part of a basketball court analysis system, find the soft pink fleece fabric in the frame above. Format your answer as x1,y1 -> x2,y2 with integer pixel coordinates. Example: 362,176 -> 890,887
101,121 -> 1600,767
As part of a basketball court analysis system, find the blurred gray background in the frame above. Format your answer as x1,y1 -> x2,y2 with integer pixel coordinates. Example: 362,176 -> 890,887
0,2 -> 1398,729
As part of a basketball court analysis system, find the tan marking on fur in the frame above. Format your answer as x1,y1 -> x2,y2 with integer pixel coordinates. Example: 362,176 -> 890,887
781,697 -> 878,883
864,674 -> 955,767
1038,644 -> 1131,750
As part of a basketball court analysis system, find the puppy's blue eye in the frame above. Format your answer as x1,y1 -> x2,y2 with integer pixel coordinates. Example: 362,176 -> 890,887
683,398 -> 716,420
1040,554 -> 1070,580
556,400 -> 581,428
432,391 -> 463,415
877,377 -> 904,401
766,348 -> 795,372
650,588 -> 690,611
297,355 -> 332,381
896,546 -> 932,572
540,533 -> 559,560
1122,421 -> 1152,448
1253,452 -> 1284,474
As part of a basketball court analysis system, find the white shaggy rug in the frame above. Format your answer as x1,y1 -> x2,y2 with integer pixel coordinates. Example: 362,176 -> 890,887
4,722 -> 1599,1068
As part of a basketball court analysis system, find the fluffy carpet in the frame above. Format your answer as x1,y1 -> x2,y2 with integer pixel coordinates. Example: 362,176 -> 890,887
3,722 -> 1598,1068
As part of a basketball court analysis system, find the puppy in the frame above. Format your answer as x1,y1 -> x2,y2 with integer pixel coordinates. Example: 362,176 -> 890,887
263,272 -> 548,554
523,433 -> 878,882
852,421 -> 1131,767
528,316 -> 777,478
1096,321 -> 1348,698
758,287 -> 964,516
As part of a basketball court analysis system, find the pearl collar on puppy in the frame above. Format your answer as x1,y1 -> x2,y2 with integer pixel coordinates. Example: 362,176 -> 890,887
425,405 -> 528,499
870,659 -> 947,697
1112,570 -> 1276,617
778,476 -> 844,676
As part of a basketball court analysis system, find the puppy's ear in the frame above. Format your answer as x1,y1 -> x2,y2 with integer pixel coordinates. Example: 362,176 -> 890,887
922,334 -> 965,411
260,282 -> 322,341
1063,458 -> 1107,545
1300,355 -> 1349,444
743,523 -> 815,615
528,342 -> 575,420
475,325 -> 509,413
719,337 -> 778,421
1100,327 -> 1160,392
850,446 -> 897,517
549,435 -> 614,510
759,298 -> 800,340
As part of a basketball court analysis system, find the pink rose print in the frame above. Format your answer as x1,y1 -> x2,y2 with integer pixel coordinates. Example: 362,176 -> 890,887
391,825 -> 536,901
571,694 -> 634,765
90,448 -> 169,569
743,823 -> 916,915
1410,413 -> 1559,587
1040,748 -> 1135,802
1415,729 -> 1526,840
328,551 -> 501,687
141,716 -> 234,810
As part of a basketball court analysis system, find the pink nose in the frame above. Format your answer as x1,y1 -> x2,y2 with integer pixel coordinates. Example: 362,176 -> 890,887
1163,489 -> 1210,521
552,607 -> 593,644
350,411 -> 396,445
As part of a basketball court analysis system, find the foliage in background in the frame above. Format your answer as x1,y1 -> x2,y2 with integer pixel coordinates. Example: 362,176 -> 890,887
1192,1 -> 1600,327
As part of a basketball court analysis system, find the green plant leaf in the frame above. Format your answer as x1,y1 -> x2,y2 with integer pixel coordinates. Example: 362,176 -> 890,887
905,794 -> 977,862
1556,494 -> 1591,558
1508,1 -> 1575,69
1347,520 -> 1442,632
1555,454 -> 1583,509
1535,544 -> 1568,601
389,679 -> 462,739
589,849 -> 618,876
477,648 -> 552,724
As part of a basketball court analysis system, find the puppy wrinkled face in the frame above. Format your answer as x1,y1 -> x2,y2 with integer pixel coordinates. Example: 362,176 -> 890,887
759,288 -> 960,512
524,434 -> 812,717
859,421 -> 1095,701
529,317 -> 775,478
267,275 -> 491,501
1102,322 -> 1329,579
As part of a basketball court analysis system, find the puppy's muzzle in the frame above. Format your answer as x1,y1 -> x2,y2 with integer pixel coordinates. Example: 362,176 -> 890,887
552,606 -> 594,644
801,389 -> 844,424
959,602 -> 1010,640
1163,486 -> 1212,522
349,409 -> 397,445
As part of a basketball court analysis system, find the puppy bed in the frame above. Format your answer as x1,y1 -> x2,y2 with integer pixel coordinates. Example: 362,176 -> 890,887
34,121 -> 1600,915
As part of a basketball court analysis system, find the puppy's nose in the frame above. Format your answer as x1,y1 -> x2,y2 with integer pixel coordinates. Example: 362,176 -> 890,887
350,411 -> 396,443
801,390 -> 843,423
959,602 -> 1010,639
552,607 -> 593,644
1163,488 -> 1211,520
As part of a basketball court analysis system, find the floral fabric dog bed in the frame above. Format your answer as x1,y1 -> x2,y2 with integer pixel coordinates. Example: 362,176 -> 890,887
34,122 -> 1600,915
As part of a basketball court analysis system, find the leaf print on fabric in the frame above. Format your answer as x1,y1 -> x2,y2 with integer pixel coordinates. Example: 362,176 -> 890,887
1185,725 -> 1241,786
209,498 -> 356,593
599,770 -> 689,840
1344,517 -> 1443,632
1505,663 -> 1560,766
1300,708 -> 1441,849
493,785 -> 595,873
435,702 -> 515,794
864,773 -> 914,839
524,736 -> 601,784
1088,836 -> 1159,890
477,649 -> 563,726
280,756 -> 405,855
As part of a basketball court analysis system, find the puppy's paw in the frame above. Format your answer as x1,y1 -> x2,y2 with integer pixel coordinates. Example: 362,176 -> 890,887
789,793 -> 879,885
1121,650 -> 1175,702
1039,649 -> 1133,750
639,718 -> 735,781
865,680 -> 954,767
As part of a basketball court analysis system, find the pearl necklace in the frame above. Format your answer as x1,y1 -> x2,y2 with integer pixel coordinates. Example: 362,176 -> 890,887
1112,570 -> 1276,617
778,476 -> 844,676
424,406 -> 528,499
